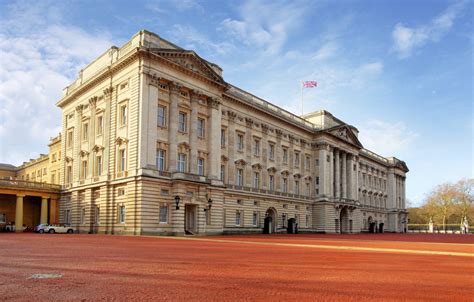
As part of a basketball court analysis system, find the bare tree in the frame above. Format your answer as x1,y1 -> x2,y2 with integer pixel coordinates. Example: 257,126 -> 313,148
455,178 -> 474,226
425,183 -> 457,231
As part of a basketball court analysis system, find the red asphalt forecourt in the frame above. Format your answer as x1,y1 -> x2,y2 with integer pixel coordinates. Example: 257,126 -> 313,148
0,233 -> 473,301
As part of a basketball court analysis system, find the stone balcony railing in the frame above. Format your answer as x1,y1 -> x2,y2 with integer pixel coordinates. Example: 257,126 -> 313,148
226,184 -> 315,201
0,179 -> 61,193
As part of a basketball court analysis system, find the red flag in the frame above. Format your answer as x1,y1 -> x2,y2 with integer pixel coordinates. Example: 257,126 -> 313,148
302,81 -> 318,88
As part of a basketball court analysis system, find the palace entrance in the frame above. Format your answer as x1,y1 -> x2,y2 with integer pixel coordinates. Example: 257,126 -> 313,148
184,204 -> 197,235
263,207 -> 277,234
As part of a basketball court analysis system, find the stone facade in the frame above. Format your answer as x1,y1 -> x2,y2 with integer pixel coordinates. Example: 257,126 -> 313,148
4,30 -> 409,235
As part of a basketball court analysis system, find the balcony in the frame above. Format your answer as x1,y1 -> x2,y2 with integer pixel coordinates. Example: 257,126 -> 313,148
226,184 -> 315,201
0,179 -> 61,193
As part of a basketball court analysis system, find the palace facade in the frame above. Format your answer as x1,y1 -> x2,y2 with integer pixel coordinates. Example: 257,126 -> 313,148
1,30 -> 408,234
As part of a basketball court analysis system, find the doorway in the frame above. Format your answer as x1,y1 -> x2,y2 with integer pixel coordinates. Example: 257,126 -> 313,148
263,207 -> 277,234
185,204 -> 197,235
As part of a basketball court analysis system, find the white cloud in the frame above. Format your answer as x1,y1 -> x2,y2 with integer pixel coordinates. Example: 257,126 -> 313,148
167,24 -> 234,56
147,0 -> 203,14
312,42 -> 338,61
0,3 -> 113,166
391,1 -> 466,58
358,120 -> 418,156
220,0 -> 307,54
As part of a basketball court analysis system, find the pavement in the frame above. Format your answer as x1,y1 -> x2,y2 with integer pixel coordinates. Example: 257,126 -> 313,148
0,233 -> 473,301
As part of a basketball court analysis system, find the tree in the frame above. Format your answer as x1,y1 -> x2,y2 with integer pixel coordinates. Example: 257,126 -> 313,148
425,183 -> 457,231
454,178 -> 474,225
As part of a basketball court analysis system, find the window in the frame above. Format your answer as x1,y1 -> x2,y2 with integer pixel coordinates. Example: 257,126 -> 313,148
252,212 -> 258,226
236,168 -> 243,186
198,118 -> 205,138
178,112 -> 187,132
95,155 -> 102,176
283,148 -> 288,164
51,172 -> 56,184
269,144 -> 275,160
158,105 -> 167,127
316,177 -> 319,185
316,159 -> 319,166
0,213 -> 6,224
306,183 -> 310,196
283,178 -> 288,192
177,153 -> 187,172
81,160 -> 88,179
197,158 -> 205,175
235,210 -> 241,226
220,165 -> 225,182
221,129 -> 226,147
237,133 -> 244,151
253,139 -> 260,156
159,204 -> 168,223
295,180 -> 300,195
118,149 -> 126,172
67,130 -> 74,148
94,206 -> 100,224
305,156 -> 310,170
294,152 -> 300,167
156,149 -> 166,171
269,175 -> 274,191
66,209 -> 71,224
81,208 -> 86,224
253,172 -> 260,189
97,115 -> 103,135
82,123 -> 88,141
119,104 -> 127,126
306,215 -> 309,227
119,206 -> 126,223
66,166 -> 72,184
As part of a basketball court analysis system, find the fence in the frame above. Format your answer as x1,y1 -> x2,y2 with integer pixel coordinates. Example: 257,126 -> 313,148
408,224 -> 473,234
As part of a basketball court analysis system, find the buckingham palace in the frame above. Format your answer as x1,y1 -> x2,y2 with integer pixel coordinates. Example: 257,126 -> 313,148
1,30 -> 409,235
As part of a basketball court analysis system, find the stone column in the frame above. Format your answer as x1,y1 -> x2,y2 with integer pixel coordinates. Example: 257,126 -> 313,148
318,145 -> 327,197
88,97 -> 97,175
189,91 -> 199,174
355,156 -> 360,201
168,82 -> 181,173
207,97 -> 222,181
40,197 -> 48,224
342,152 -> 347,199
387,170 -> 396,209
335,149 -> 340,198
347,154 -> 353,200
328,146 -> 334,197
50,198 -> 58,224
227,111 -> 236,184
74,105 -> 83,182
15,195 -> 24,232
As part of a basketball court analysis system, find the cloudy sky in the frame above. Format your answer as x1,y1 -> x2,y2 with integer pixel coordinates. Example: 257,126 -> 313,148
0,0 -> 472,205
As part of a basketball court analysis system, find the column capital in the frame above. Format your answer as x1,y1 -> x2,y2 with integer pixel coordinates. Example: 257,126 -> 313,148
208,97 -> 221,110
16,194 -> 25,198
169,81 -> 182,94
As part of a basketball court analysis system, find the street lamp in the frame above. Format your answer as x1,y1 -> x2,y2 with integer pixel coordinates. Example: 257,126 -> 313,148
174,195 -> 180,210
204,198 -> 212,212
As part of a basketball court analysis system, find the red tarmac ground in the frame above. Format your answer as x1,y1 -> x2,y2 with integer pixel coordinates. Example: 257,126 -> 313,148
0,233 -> 473,301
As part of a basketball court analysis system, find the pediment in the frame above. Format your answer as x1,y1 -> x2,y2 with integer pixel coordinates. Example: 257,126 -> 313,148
151,49 -> 224,84
327,125 -> 363,148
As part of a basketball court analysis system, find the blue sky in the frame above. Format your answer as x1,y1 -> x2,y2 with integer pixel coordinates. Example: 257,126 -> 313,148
0,0 -> 472,205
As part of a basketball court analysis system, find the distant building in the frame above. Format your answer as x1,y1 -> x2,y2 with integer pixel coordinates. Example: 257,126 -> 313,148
1,30 -> 408,234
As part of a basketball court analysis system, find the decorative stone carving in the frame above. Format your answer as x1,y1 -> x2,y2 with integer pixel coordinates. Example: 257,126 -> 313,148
75,104 -> 84,113
208,97 -> 220,109
79,150 -> 89,157
115,137 -> 129,145
261,123 -> 269,134
169,81 -> 182,94
227,110 -> 237,121
103,86 -> 114,97
245,117 -> 253,128
275,129 -> 283,139
92,145 -> 104,152
88,96 -> 98,108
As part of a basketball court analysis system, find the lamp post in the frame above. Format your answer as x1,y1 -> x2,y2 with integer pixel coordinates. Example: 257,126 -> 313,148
204,198 -> 212,212
174,195 -> 180,210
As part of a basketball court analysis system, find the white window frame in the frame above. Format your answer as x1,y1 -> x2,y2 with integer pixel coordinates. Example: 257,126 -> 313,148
156,149 -> 166,171
269,144 -> 275,160
119,104 -> 128,127
253,172 -> 260,189
158,105 -> 167,127
269,175 -> 274,191
236,168 -> 243,186
235,210 -> 241,226
197,158 -> 205,176
119,206 -> 126,224
177,153 -> 187,172
159,204 -> 169,224
237,134 -> 244,151
178,112 -> 187,132
97,115 -> 103,136
198,118 -> 205,138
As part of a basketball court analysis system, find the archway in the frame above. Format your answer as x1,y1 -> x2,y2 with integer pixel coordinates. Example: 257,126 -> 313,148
263,207 -> 277,234
368,216 -> 376,233
379,222 -> 384,233
340,207 -> 349,233
287,218 -> 296,234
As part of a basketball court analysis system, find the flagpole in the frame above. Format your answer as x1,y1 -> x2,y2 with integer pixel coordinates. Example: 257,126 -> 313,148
301,81 -> 304,116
